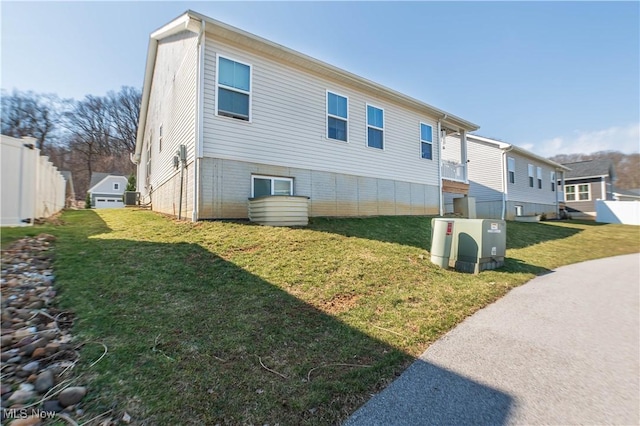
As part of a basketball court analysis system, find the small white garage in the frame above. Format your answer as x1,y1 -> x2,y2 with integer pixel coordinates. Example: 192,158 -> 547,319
88,173 -> 128,209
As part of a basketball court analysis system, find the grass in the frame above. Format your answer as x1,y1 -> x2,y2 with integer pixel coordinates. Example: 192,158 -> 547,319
2,210 -> 639,424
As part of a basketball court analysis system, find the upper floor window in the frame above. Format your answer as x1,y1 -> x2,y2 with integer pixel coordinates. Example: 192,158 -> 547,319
251,175 -> 293,198
537,166 -> 542,189
550,171 -> 556,191
420,123 -> 433,160
327,92 -> 348,141
528,164 -> 534,188
217,56 -> 251,121
159,125 -> 163,152
113,183 -> 120,191
366,104 -> 384,149
507,157 -> 515,184
566,184 -> 590,201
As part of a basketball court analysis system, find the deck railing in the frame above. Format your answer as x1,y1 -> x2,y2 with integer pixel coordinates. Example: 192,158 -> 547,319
441,160 -> 466,182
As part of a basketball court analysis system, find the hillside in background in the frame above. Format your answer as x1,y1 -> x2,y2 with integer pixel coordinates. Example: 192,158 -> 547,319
549,151 -> 640,190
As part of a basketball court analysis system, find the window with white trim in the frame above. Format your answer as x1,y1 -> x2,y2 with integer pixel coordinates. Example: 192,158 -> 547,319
528,164 -> 534,188
366,104 -> 384,149
507,157 -> 515,184
114,183 -> 120,191
217,56 -> 251,121
550,171 -> 556,191
565,184 -> 590,201
159,125 -> 163,152
420,123 -> 433,160
537,166 -> 542,189
327,92 -> 348,141
251,175 -> 293,198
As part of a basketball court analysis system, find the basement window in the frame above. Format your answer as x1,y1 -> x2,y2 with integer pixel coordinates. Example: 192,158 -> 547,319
251,175 -> 293,198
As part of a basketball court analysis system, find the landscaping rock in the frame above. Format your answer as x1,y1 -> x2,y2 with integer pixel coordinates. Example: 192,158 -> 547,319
9,416 -> 43,426
7,389 -> 34,404
42,399 -> 63,413
34,370 -> 54,393
58,386 -> 87,407
1,235 -> 88,419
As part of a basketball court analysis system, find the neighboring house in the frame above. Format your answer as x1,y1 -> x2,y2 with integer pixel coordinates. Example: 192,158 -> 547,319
612,187 -> 640,202
87,173 -> 128,209
60,171 -> 76,208
133,10 -> 478,222
561,159 -> 615,219
443,134 -> 570,220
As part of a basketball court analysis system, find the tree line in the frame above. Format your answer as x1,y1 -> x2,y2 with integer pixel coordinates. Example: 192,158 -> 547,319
1,87 -> 141,200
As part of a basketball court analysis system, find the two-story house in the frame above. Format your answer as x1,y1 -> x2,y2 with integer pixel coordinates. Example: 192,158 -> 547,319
443,134 -> 569,220
134,10 -> 478,222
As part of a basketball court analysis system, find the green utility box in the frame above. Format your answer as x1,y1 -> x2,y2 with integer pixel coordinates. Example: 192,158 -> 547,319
448,219 -> 506,273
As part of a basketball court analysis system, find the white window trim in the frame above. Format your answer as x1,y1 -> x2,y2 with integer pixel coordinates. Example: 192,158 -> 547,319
550,171 -> 556,192
365,103 -> 384,150
326,90 -> 349,142
507,157 -> 516,184
420,122 -> 433,160
113,183 -> 120,191
251,175 -> 294,198
159,124 -> 163,152
565,184 -> 591,202
528,164 -> 535,188
536,166 -> 542,189
215,54 -> 253,122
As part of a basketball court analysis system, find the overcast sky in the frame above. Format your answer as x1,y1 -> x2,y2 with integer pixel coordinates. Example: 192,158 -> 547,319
2,1 -> 639,157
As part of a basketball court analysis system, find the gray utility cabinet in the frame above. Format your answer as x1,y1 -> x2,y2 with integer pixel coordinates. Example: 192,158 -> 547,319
448,219 -> 506,273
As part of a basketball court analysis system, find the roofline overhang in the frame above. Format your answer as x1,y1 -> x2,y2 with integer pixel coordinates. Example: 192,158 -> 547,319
563,174 -> 609,181
466,134 -> 571,171
134,10 -> 479,160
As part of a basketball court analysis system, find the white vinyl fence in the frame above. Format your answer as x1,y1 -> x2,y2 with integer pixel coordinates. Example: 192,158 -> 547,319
1,135 -> 66,227
596,200 -> 640,226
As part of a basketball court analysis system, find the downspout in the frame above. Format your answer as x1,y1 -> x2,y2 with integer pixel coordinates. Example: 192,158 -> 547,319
501,146 -> 514,220
437,114 -> 447,217
192,19 -> 205,222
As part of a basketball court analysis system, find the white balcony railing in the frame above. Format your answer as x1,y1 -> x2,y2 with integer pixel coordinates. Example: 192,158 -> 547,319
441,160 -> 466,182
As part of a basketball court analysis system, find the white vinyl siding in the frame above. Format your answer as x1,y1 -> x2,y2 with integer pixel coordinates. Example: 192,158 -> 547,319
202,36 -> 442,186
138,30 -> 198,217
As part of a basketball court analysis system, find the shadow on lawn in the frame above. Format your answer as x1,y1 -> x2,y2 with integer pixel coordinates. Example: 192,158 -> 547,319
309,215 -> 584,253
53,211 -> 515,425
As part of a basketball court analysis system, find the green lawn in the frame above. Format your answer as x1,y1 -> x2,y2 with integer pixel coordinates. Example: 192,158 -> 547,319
2,210 -> 639,424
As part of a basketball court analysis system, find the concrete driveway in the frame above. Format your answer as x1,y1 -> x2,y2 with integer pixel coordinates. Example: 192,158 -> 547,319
346,253 -> 640,425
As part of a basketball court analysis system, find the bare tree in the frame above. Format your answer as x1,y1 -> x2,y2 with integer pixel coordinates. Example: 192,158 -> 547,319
64,95 -> 115,178
0,89 -> 61,151
108,86 -> 141,152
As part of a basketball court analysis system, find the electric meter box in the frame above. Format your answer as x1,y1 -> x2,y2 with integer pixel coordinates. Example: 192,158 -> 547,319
448,219 -> 506,273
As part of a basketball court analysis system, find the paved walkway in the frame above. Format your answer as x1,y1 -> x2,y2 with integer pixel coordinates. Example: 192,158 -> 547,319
346,253 -> 640,425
